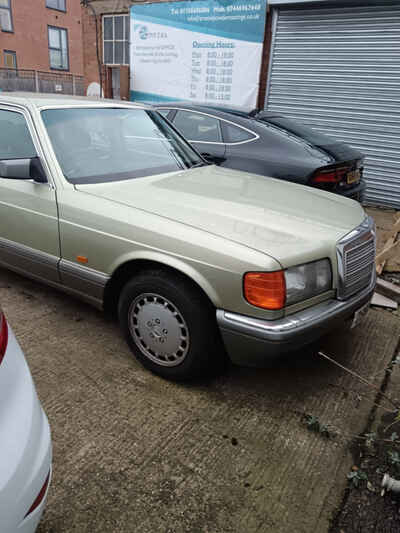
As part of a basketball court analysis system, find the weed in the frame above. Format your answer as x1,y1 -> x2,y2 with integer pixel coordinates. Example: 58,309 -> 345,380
303,414 -> 336,439
388,450 -> 400,471
347,468 -> 368,488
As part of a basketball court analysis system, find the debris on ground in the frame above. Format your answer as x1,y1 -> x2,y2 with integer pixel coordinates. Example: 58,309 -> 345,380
376,278 -> 400,302
366,207 -> 400,275
371,292 -> 398,310
382,473 -> 400,494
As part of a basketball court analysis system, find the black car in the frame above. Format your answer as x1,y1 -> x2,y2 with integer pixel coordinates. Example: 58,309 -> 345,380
156,103 -> 365,200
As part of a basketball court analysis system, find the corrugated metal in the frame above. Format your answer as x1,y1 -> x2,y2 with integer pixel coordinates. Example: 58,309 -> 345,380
265,3 -> 400,208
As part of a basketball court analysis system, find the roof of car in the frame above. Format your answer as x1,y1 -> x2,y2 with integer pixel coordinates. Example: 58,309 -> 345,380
0,92 -> 151,110
154,101 -> 283,120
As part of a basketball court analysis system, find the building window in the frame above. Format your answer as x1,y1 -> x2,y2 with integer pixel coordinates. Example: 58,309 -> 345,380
0,0 -> 13,32
46,0 -> 66,12
4,50 -> 16,68
103,14 -> 130,65
48,26 -> 69,70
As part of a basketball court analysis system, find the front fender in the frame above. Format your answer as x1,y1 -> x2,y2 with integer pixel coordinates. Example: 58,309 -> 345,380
108,249 -> 222,307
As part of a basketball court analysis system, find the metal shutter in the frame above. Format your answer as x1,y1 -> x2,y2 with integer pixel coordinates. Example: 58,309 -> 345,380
265,3 -> 400,208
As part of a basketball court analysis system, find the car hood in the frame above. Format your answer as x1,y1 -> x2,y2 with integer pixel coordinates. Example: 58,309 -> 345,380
76,166 -> 365,267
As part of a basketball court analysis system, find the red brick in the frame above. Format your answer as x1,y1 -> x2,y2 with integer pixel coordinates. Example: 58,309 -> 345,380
0,0 -> 83,75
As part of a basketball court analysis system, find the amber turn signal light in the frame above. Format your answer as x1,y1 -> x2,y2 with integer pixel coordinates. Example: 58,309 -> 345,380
244,271 -> 286,310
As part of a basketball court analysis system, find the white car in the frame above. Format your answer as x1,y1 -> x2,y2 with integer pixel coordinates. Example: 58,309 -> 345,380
0,307 -> 52,533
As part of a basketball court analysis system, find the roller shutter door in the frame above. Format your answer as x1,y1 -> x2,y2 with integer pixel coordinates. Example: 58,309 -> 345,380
265,3 -> 400,208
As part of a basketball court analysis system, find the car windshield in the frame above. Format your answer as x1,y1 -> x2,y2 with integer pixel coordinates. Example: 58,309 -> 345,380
41,107 -> 205,184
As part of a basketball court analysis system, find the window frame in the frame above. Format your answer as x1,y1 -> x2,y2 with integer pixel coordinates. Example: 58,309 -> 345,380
3,49 -> 17,69
157,108 -> 259,146
221,121 -> 258,145
0,105 -> 55,187
48,25 -> 69,71
0,0 -> 14,33
46,0 -> 66,12
102,14 -> 130,66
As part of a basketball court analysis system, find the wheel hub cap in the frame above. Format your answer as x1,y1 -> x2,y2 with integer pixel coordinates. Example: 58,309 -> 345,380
129,293 -> 190,367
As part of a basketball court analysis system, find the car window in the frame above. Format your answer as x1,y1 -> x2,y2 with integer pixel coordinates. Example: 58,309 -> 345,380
0,109 -> 36,160
259,116 -> 337,146
223,123 -> 255,144
41,107 -> 204,184
174,111 -> 222,142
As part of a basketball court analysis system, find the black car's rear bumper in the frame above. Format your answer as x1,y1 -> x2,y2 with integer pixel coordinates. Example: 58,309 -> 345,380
338,181 -> 366,201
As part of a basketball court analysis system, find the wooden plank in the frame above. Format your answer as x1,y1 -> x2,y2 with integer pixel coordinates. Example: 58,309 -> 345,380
392,217 -> 400,232
376,239 -> 400,265
371,292 -> 398,310
376,219 -> 400,274
376,277 -> 400,303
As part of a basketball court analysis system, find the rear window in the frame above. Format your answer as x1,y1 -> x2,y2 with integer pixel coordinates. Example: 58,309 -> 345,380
258,116 -> 338,146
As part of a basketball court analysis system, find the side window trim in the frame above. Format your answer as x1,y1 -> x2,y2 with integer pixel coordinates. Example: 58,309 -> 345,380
157,108 -> 176,121
0,104 -> 55,188
157,107 -> 259,146
221,121 -> 258,145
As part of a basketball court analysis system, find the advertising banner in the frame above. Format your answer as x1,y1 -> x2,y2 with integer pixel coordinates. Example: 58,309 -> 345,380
130,0 -> 267,109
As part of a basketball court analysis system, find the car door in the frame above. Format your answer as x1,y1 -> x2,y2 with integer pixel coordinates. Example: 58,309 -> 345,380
219,120 -> 262,173
171,110 -> 226,164
0,106 -> 60,282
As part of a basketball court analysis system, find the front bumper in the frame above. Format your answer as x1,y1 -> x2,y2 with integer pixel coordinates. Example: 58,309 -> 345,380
217,275 -> 375,367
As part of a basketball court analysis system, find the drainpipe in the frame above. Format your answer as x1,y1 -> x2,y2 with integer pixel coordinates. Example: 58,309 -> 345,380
81,0 -> 103,97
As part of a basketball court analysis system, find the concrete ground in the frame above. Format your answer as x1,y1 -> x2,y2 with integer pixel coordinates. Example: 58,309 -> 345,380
1,266 -> 399,533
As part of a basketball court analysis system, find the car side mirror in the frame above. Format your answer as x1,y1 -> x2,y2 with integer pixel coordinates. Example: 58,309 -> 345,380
0,157 -> 47,183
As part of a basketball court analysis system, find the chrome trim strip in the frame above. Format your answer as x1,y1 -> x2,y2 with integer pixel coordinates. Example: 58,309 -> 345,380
154,107 -> 260,146
59,259 -> 110,300
217,271 -> 375,343
0,259 -> 103,310
336,216 -> 376,301
0,236 -> 59,281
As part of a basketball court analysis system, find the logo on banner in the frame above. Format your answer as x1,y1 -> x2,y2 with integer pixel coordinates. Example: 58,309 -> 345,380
134,24 -> 167,40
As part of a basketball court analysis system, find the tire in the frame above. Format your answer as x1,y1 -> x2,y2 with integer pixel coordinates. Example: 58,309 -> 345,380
118,269 -> 223,381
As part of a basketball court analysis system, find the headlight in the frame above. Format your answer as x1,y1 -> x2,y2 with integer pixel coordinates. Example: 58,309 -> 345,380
243,259 -> 332,310
285,259 -> 332,306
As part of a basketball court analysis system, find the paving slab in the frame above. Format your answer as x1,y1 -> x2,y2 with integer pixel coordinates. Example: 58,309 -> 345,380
1,268 -> 399,533
331,307 -> 400,532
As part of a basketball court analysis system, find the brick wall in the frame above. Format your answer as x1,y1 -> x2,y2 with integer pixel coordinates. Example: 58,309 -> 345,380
0,0 -> 83,75
81,0 -> 131,95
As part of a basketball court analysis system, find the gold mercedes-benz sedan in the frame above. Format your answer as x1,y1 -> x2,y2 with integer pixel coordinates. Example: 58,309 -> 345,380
0,93 -> 376,380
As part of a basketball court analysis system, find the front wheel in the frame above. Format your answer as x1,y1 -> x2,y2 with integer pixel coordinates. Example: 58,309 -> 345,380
118,269 -> 223,380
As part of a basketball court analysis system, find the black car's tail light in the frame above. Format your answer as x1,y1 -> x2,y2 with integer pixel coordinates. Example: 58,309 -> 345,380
311,165 -> 351,184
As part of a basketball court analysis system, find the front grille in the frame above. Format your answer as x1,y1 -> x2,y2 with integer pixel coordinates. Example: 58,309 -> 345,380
337,217 -> 376,300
